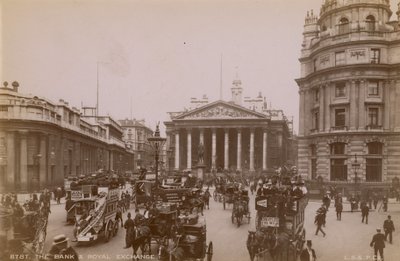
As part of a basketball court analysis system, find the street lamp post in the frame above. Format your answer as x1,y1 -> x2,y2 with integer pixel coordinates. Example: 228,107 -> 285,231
147,123 -> 166,201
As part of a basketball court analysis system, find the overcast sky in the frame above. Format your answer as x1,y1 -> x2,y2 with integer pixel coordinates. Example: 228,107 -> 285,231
2,0 -> 398,133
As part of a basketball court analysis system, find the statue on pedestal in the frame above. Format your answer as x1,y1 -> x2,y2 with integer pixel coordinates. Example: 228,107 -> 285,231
198,142 -> 204,164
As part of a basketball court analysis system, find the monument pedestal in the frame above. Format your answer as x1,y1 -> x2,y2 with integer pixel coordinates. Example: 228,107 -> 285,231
196,164 -> 206,180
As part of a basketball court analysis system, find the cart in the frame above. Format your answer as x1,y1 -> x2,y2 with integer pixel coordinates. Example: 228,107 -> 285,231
159,216 -> 213,261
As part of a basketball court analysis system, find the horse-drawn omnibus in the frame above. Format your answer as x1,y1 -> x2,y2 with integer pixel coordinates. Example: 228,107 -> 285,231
74,187 -> 120,243
247,192 -> 308,261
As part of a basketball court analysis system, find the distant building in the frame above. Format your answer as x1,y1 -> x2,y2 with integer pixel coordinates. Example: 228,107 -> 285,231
0,82 -> 134,192
119,119 -> 153,171
296,0 -> 400,189
165,77 -> 295,174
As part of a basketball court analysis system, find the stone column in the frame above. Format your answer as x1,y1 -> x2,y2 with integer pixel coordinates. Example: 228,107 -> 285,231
349,80 -> 357,130
319,85 -> 324,131
262,129 -> 268,171
358,79 -> 366,130
395,80 -> 400,131
237,129 -> 242,171
175,131 -> 180,170
250,128 -> 255,172
325,82 -> 331,131
187,128 -> 192,170
299,90 -> 305,136
39,134 -> 47,189
211,128 -> 216,170
19,131 -> 28,191
383,80 -> 390,130
6,132 -> 15,189
224,129 -> 229,170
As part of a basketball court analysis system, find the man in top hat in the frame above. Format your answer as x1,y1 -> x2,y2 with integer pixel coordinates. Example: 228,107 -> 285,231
48,234 -> 79,261
370,228 -> 385,261
300,240 -> 316,261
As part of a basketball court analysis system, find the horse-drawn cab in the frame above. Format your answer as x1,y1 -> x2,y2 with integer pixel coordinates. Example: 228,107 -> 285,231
159,215 -> 213,261
147,202 -> 179,246
180,188 -> 205,215
231,189 -> 250,227
213,173 -> 227,202
222,183 -> 240,210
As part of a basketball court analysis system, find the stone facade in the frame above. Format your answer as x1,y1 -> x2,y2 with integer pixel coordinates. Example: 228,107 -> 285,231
165,78 -> 294,174
0,83 -> 135,192
296,0 -> 400,187
119,119 -> 153,171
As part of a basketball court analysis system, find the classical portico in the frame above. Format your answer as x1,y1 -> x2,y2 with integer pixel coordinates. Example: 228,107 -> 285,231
165,100 -> 274,173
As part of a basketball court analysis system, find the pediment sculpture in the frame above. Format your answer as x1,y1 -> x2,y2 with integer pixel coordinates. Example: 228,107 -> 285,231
183,105 -> 260,119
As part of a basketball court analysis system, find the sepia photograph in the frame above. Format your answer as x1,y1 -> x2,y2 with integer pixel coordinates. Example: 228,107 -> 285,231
1,0 -> 400,260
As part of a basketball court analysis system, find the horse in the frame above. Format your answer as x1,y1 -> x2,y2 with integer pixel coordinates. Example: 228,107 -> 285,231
233,203 -> 245,227
247,231 -> 272,261
131,225 -> 151,260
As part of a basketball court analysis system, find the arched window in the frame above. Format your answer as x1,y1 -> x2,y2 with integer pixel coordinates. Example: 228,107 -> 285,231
366,142 -> 382,181
366,15 -> 376,31
330,142 -> 348,181
338,17 -> 350,34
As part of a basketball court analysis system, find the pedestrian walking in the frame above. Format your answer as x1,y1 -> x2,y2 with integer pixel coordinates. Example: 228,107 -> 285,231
48,234 -> 79,261
56,187 -> 62,204
382,196 -> 388,212
373,192 -> 378,210
300,240 -> 316,261
383,215 -> 395,244
362,204 -> 369,224
336,202 -> 343,221
123,212 -> 135,249
370,228 -> 385,261
202,188 -> 211,210
116,205 -> 123,227
314,212 -> 326,237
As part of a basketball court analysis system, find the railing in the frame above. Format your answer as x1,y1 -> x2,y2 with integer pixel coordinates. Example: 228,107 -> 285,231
366,125 -> 383,131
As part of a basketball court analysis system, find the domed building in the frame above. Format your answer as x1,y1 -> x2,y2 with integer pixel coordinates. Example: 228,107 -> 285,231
296,0 -> 400,191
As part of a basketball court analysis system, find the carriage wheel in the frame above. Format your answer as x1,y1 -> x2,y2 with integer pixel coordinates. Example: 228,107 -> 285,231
206,241 -> 213,261
231,213 -> 234,224
113,221 -> 119,237
237,216 -> 241,228
104,222 -> 112,242
223,198 -> 226,210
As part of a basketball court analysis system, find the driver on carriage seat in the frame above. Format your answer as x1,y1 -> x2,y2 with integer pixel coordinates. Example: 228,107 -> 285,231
134,208 -> 145,226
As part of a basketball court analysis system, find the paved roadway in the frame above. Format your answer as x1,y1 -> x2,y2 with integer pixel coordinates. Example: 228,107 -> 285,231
44,188 -> 400,261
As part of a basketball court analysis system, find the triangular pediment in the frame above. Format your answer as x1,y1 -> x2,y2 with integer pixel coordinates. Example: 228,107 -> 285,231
175,100 -> 267,120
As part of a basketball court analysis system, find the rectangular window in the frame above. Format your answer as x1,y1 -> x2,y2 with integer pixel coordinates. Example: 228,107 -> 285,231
335,82 -> 346,97
0,105 -> 8,112
335,109 -> 346,127
331,143 -> 346,155
330,159 -> 348,181
370,49 -> 380,64
368,108 -> 379,126
368,80 -> 379,96
335,51 -> 346,66
366,158 -> 382,181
